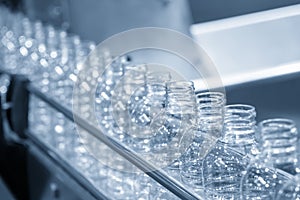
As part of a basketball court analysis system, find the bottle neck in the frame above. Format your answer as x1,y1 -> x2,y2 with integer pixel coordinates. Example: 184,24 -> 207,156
222,104 -> 257,146
196,92 -> 225,138
259,118 -> 298,167
34,22 -> 45,42
22,18 -> 33,40
166,81 -> 197,116
145,72 -> 170,104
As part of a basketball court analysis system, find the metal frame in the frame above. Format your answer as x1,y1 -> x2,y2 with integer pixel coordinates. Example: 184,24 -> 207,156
1,70 -> 202,200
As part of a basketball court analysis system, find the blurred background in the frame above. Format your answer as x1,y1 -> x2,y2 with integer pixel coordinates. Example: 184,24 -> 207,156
2,0 -> 300,80
1,0 -> 300,42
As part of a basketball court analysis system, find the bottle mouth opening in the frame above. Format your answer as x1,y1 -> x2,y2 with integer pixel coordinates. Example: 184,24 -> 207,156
225,104 -> 255,112
167,80 -> 194,89
125,64 -> 148,73
147,72 -> 171,83
224,119 -> 256,127
224,104 -> 256,122
196,92 -> 225,108
196,92 -> 225,99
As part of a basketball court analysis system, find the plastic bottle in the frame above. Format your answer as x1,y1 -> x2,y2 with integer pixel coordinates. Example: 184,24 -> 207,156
260,118 -> 299,175
149,81 -> 198,172
222,104 -> 259,157
240,118 -> 297,199
180,92 -> 225,192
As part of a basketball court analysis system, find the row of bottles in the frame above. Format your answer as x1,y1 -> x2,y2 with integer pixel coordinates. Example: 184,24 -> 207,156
1,6 -> 300,200
0,6 -> 178,200
95,54 -> 300,199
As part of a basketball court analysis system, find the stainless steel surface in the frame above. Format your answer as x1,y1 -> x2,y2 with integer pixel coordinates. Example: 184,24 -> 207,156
191,5 -> 300,87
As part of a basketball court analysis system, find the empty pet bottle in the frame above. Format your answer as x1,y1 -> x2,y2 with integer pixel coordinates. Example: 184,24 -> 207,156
260,118 -> 298,175
95,56 -> 126,133
222,104 -> 259,157
127,72 -> 171,152
202,105 -> 254,199
240,118 -> 296,199
149,81 -> 197,169
111,64 -> 148,141
203,140 -> 249,199
180,92 -> 225,192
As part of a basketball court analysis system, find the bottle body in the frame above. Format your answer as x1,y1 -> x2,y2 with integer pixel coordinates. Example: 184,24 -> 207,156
201,104 -> 260,199
127,72 -> 170,152
241,118 -> 298,199
180,92 -> 225,192
241,153 -> 291,200
203,140 -> 249,199
150,81 -> 197,151
151,81 -> 198,176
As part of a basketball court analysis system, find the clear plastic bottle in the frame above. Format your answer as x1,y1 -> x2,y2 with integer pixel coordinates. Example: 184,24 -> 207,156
110,64 -> 148,141
127,72 -> 171,152
28,21 -> 53,144
149,81 -> 198,170
196,92 -> 226,138
260,118 -> 299,175
150,81 -> 197,151
241,161 -> 291,200
202,140 -> 249,199
240,118 -> 297,199
94,56 -> 126,133
179,92 -> 225,192
222,104 -> 259,157
1,12 -> 25,74
202,105 -> 257,199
